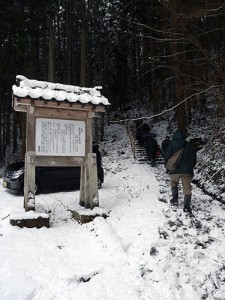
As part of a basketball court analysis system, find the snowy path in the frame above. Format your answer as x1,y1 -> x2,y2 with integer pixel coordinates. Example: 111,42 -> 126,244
154,164 -> 225,300
0,123 -> 225,299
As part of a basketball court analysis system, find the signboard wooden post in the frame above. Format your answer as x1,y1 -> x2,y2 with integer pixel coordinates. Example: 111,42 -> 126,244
12,76 -> 109,212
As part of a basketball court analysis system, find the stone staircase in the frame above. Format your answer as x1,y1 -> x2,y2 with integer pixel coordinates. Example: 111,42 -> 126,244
134,141 -> 149,163
126,122 -> 164,164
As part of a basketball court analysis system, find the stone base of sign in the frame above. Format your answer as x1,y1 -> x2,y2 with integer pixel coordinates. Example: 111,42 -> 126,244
10,210 -> 50,228
72,209 -> 108,224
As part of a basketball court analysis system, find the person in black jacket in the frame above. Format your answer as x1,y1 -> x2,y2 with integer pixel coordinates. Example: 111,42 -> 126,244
93,144 -> 102,166
144,136 -> 160,167
164,130 -> 197,214
136,122 -> 150,146
161,136 -> 170,157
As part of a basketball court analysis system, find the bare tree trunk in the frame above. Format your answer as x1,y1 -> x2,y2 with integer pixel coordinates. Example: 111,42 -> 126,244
66,0 -> 72,84
80,0 -> 86,86
0,95 -> 2,162
48,14 -> 55,82
170,0 -> 187,133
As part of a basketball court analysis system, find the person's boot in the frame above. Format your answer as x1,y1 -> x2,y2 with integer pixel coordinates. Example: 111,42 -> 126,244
183,195 -> 192,214
170,186 -> 178,205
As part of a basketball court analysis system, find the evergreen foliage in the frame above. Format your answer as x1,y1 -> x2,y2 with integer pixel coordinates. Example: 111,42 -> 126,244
0,0 -> 225,163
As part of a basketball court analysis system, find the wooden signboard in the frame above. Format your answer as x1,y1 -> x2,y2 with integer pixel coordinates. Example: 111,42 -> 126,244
13,96 -> 106,212
35,118 -> 85,157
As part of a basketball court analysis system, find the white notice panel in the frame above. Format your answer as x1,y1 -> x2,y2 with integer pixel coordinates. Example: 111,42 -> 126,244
35,118 -> 85,156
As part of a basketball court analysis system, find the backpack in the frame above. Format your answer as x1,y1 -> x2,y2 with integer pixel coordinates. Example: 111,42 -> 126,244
165,148 -> 184,171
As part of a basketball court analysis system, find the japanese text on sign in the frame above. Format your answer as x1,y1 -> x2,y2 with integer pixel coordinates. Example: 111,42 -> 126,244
35,118 -> 85,156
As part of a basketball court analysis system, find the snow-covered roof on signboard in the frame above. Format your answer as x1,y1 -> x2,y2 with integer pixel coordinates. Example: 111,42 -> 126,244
12,75 -> 110,106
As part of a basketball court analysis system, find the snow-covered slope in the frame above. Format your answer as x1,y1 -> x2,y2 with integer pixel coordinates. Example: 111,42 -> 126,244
0,123 -> 225,300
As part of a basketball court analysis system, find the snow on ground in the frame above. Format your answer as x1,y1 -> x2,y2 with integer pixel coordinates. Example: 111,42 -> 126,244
1,123 -> 225,300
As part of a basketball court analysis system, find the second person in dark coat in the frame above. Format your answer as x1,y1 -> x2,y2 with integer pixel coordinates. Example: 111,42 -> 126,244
164,130 -> 197,213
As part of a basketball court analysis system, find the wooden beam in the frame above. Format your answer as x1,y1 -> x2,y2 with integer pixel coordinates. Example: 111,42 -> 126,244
79,153 -> 99,209
79,166 -> 86,207
34,107 -> 87,120
13,97 -> 28,112
86,111 -> 93,154
35,156 -> 86,167
26,105 -> 35,152
24,152 -> 36,211
24,105 -> 36,211
13,97 -> 106,112
88,153 -> 99,209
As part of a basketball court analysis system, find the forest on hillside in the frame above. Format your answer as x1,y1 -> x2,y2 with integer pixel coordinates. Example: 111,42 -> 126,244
1,0 -> 225,164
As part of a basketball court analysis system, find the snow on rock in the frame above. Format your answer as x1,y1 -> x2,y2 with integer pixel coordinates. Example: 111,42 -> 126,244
10,209 -> 49,220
